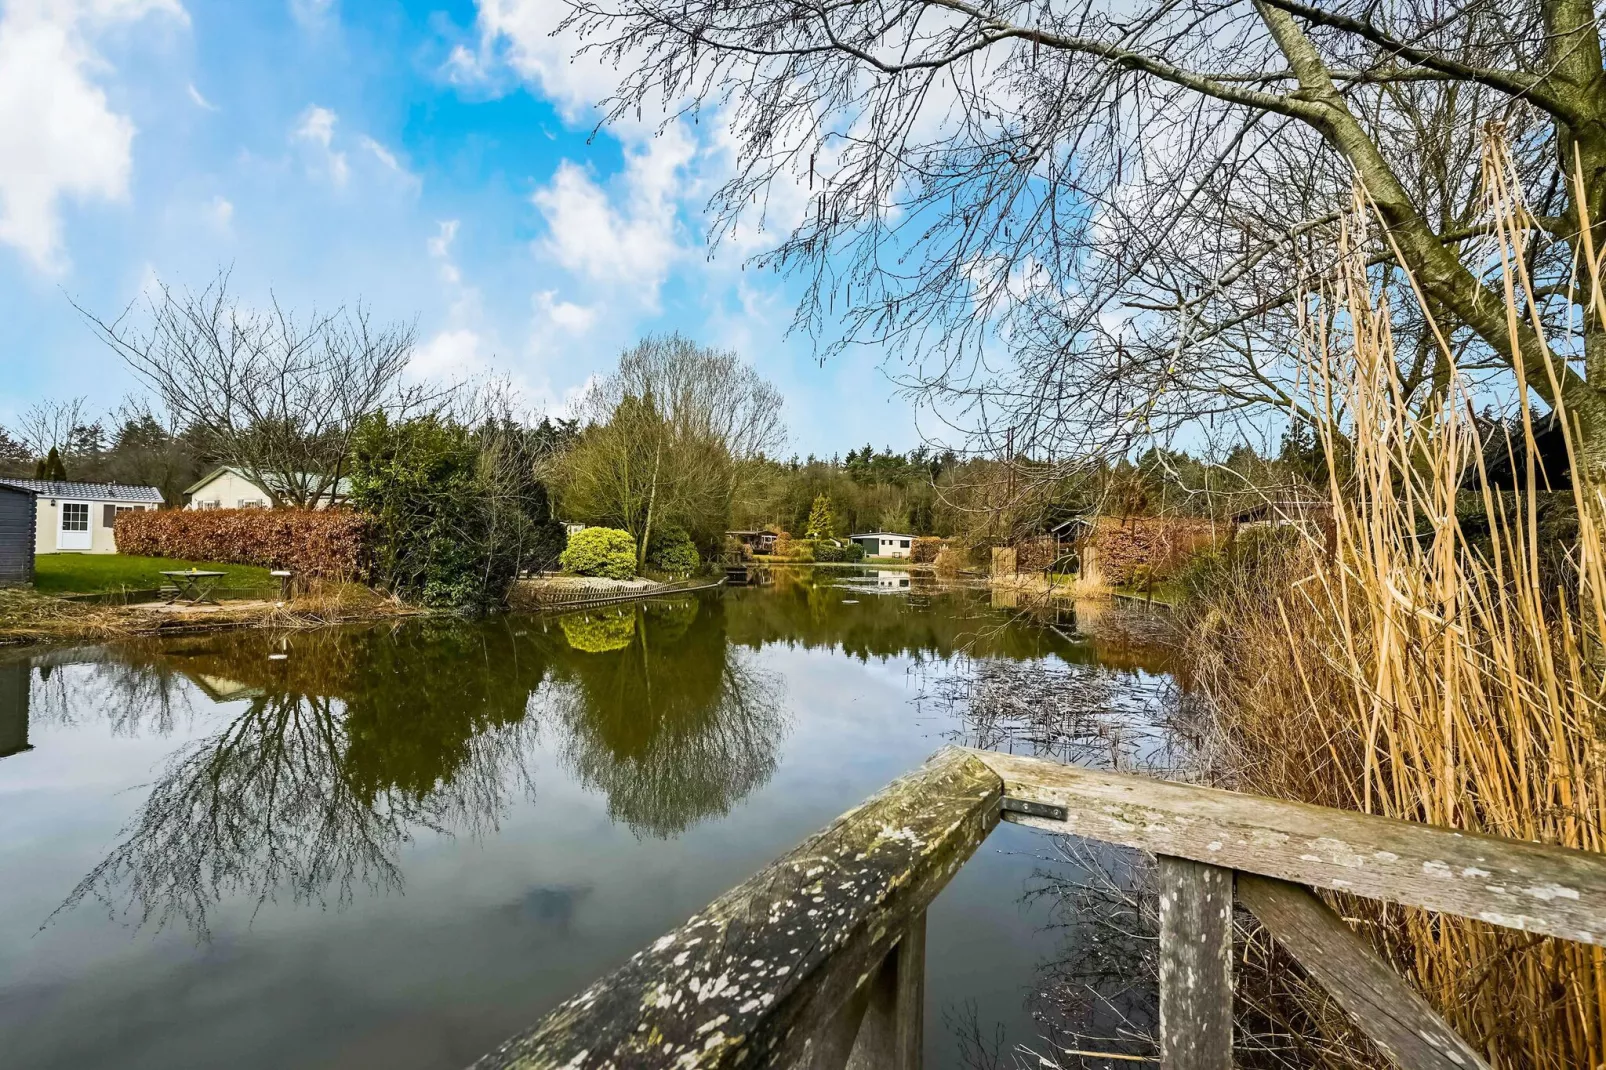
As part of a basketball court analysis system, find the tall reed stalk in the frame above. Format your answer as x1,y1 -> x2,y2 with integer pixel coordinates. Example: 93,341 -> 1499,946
1186,140 -> 1606,1068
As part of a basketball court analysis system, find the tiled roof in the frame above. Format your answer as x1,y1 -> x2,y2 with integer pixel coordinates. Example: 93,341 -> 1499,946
0,479 -> 165,503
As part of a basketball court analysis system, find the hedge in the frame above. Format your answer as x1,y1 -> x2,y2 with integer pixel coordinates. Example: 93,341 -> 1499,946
910,536 -> 944,563
114,508 -> 371,578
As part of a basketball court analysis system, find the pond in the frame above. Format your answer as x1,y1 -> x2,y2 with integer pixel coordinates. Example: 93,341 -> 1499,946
0,567 -> 1176,1070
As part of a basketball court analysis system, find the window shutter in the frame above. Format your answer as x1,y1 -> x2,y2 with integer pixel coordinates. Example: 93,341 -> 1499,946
104,504 -> 117,528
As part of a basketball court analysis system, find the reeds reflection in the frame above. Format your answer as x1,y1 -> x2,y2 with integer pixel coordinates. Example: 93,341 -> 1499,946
44,593 -> 789,938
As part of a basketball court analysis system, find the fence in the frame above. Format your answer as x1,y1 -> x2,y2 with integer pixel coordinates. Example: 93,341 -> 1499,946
465,746 -> 1606,1070
522,575 -> 726,612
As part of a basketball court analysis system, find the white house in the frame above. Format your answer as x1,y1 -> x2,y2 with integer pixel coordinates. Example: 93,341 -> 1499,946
184,466 -> 351,510
0,479 -> 164,554
848,532 -> 915,559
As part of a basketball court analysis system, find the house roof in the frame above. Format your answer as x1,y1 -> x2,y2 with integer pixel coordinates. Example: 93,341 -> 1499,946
849,532 -> 916,540
0,479 -> 163,503
185,466 -> 352,499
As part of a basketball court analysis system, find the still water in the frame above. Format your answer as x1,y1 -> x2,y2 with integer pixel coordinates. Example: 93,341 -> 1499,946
0,568 -> 1172,1069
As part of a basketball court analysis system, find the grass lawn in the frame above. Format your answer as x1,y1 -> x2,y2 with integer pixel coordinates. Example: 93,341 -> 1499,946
34,554 -> 275,596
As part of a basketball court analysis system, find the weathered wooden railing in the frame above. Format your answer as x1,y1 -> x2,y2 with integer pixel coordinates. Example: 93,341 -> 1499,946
468,747 -> 1606,1070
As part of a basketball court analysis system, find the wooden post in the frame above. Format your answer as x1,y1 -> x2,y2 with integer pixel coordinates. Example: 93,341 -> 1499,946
847,911 -> 926,1070
1157,856 -> 1233,1070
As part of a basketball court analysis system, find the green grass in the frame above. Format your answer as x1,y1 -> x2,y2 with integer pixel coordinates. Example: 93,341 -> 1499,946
34,554 -> 275,596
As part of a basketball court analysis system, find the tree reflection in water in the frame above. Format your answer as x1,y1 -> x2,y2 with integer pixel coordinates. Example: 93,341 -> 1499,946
49,594 -> 788,937
550,597 -> 787,838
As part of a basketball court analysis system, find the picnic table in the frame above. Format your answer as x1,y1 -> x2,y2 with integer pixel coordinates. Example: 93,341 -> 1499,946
160,569 -> 228,606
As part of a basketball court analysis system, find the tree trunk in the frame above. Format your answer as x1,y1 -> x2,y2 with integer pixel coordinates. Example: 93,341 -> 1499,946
640,434 -> 663,572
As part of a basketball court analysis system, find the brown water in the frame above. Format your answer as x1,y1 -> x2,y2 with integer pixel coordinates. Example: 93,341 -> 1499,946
0,567 -> 1173,1069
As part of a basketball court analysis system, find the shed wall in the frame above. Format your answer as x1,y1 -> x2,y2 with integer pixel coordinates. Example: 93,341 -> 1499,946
0,488 -> 35,583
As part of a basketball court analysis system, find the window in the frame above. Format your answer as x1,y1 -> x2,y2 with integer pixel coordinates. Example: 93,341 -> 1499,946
198,500 -> 220,510
61,502 -> 88,531
108,504 -> 143,527
238,498 -> 265,509
900,540 -> 910,548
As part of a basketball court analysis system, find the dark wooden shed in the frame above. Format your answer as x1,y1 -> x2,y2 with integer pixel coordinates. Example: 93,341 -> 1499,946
0,483 -> 37,585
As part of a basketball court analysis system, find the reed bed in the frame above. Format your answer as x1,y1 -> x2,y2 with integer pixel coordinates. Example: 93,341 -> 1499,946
1184,146 -> 1606,1068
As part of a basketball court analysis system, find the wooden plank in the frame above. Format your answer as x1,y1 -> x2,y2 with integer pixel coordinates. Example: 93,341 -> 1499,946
796,982 -> 872,1070
469,748 -> 1002,1070
1238,874 -> 1491,1070
1157,857 -> 1233,1070
846,911 -> 925,1070
969,748 -> 1606,946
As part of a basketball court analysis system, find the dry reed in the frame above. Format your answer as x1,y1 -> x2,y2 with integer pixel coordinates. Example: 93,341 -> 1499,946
1186,139 -> 1606,1069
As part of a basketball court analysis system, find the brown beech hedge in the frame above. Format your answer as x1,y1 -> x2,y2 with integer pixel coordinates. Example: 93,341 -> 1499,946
115,508 -> 371,578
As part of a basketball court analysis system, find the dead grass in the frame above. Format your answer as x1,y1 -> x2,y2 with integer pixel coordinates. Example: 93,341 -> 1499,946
1183,144 -> 1606,1068
0,581 -> 420,647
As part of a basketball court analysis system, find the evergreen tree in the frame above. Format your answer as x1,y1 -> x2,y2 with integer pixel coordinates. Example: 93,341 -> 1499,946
35,446 -> 67,481
805,494 -> 835,539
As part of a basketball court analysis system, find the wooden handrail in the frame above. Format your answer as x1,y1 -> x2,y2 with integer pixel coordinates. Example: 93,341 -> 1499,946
469,748 -> 1000,1070
466,747 -> 1606,1069
966,748 -> 1606,946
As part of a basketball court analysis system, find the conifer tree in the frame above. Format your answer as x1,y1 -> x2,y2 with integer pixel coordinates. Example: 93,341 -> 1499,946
805,494 -> 835,539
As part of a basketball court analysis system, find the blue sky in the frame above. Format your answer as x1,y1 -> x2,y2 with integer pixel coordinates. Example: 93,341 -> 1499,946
0,0 -> 918,458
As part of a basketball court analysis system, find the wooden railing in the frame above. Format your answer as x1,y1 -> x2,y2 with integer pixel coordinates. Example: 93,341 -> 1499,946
467,747 -> 1606,1070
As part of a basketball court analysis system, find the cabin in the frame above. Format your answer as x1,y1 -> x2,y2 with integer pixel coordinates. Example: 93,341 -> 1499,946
727,529 -> 780,554
184,466 -> 350,510
0,479 -> 163,554
848,532 -> 915,559
0,483 -> 36,584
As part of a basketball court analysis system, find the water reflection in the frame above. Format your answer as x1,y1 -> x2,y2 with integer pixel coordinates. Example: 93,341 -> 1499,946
39,594 -> 787,937
0,656 -> 29,758
553,598 -> 785,837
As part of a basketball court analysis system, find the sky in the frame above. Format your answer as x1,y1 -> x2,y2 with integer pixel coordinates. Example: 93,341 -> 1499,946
0,0 -> 920,459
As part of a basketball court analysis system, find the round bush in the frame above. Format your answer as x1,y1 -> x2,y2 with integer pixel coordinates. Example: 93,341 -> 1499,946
647,527 -> 699,575
560,526 -> 637,579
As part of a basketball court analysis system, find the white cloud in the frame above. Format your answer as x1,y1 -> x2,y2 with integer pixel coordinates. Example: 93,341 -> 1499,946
292,104 -> 348,186
0,0 -> 185,273
411,327 -> 488,381
359,135 -> 399,171
186,82 -> 217,111
208,194 -> 233,232
531,126 -> 693,302
465,0 -> 626,122
428,219 -> 462,286
289,0 -> 336,31
534,290 -> 597,334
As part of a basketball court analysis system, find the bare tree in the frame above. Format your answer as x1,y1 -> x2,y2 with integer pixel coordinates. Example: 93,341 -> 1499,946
16,397 -> 87,460
561,0 -> 1606,470
80,270 -> 431,507
561,334 -> 786,563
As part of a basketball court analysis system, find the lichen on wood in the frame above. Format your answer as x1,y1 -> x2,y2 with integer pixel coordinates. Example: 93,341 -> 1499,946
468,747 -> 1002,1070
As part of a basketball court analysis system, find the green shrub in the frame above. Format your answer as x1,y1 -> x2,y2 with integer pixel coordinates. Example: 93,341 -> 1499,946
647,526 -> 699,575
351,413 -> 565,610
561,527 -> 637,579
810,539 -> 864,562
